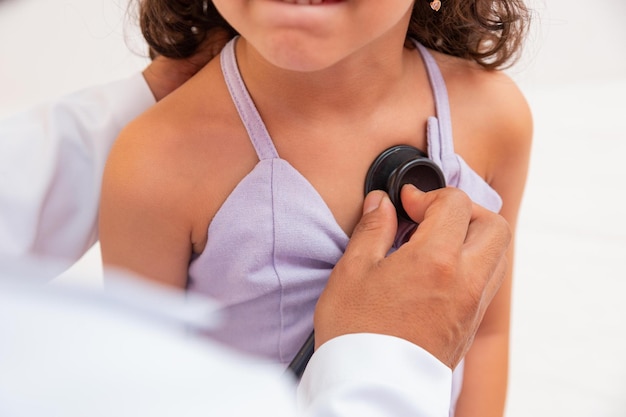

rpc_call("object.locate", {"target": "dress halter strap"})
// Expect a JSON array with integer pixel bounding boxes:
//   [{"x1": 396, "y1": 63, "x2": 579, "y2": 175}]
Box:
[
  {"x1": 220, "y1": 38, "x2": 279, "y2": 161},
  {"x1": 412, "y1": 41, "x2": 456, "y2": 166},
  {"x1": 219, "y1": 37, "x2": 455, "y2": 165}
]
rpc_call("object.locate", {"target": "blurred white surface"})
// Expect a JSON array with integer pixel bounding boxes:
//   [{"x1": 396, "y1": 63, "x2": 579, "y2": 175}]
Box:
[
  {"x1": 508, "y1": 80, "x2": 626, "y2": 417},
  {"x1": 1, "y1": 0, "x2": 625, "y2": 415},
  {"x1": 0, "y1": 279, "x2": 294, "y2": 417}
]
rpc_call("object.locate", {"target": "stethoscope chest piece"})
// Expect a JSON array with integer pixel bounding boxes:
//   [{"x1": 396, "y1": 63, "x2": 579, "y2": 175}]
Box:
[
  {"x1": 288, "y1": 145, "x2": 446, "y2": 381},
  {"x1": 365, "y1": 145, "x2": 446, "y2": 222}
]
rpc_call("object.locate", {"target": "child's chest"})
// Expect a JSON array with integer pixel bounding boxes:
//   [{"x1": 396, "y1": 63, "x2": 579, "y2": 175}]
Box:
[{"x1": 184, "y1": 115, "x2": 431, "y2": 255}]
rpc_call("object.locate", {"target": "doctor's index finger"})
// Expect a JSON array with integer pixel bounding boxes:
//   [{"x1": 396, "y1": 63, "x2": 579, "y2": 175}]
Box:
[
  {"x1": 400, "y1": 186, "x2": 474, "y2": 254},
  {"x1": 463, "y1": 203, "x2": 512, "y2": 268}
]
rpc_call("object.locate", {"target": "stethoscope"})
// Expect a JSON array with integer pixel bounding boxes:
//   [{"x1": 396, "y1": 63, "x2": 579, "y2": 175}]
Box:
[{"x1": 287, "y1": 145, "x2": 446, "y2": 379}]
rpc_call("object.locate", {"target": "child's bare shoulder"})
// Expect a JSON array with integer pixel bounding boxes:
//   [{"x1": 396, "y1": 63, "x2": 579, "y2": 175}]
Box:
[
  {"x1": 434, "y1": 51, "x2": 531, "y2": 137},
  {"x1": 106, "y1": 61, "x2": 243, "y2": 202},
  {"x1": 105, "y1": 57, "x2": 260, "y2": 226},
  {"x1": 432, "y1": 50, "x2": 529, "y2": 120},
  {"x1": 428, "y1": 49, "x2": 533, "y2": 181}
]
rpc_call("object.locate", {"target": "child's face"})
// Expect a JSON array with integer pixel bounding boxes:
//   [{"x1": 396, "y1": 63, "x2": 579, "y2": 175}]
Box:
[{"x1": 212, "y1": 0, "x2": 415, "y2": 72}]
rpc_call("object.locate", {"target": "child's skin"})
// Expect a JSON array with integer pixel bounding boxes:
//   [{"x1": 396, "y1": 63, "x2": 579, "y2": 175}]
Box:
[{"x1": 100, "y1": 2, "x2": 532, "y2": 416}]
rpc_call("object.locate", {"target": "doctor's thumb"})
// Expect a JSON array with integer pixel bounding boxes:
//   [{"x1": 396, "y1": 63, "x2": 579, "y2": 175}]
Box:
[{"x1": 346, "y1": 191, "x2": 398, "y2": 261}]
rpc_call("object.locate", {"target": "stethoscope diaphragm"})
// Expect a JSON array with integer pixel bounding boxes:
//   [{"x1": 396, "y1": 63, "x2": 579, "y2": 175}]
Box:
[{"x1": 364, "y1": 145, "x2": 446, "y2": 222}]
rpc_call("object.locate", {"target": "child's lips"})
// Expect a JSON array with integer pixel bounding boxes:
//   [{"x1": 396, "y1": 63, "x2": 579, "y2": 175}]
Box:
[
  {"x1": 280, "y1": 0, "x2": 344, "y2": 4},
  {"x1": 282, "y1": 0, "x2": 323, "y2": 3}
]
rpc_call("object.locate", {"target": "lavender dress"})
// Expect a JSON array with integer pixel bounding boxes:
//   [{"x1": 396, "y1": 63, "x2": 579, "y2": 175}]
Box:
[{"x1": 188, "y1": 38, "x2": 502, "y2": 412}]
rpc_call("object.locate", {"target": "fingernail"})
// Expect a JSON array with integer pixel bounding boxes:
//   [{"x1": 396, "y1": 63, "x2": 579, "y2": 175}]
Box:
[
  {"x1": 363, "y1": 191, "x2": 385, "y2": 214},
  {"x1": 402, "y1": 183, "x2": 420, "y2": 193}
]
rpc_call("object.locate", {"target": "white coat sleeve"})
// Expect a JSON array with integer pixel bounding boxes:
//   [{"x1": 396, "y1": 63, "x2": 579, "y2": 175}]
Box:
[
  {"x1": 298, "y1": 334, "x2": 453, "y2": 417},
  {"x1": 0, "y1": 73, "x2": 155, "y2": 276},
  {"x1": 0, "y1": 276, "x2": 452, "y2": 417}
]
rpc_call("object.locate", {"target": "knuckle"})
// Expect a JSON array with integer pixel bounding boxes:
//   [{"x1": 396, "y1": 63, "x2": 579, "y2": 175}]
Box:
[
  {"x1": 489, "y1": 213, "x2": 513, "y2": 247},
  {"x1": 499, "y1": 216, "x2": 513, "y2": 244},
  {"x1": 440, "y1": 187, "x2": 472, "y2": 207},
  {"x1": 434, "y1": 188, "x2": 473, "y2": 218},
  {"x1": 425, "y1": 251, "x2": 459, "y2": 279}
]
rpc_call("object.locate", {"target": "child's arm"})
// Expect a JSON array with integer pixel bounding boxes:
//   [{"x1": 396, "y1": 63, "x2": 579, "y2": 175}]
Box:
[
  {"x1": 98, "y1": 111, "x2": 195, "y2": 289},
  {"x1": 453, "y1": 74, "x2": 533, "y2": 417}
]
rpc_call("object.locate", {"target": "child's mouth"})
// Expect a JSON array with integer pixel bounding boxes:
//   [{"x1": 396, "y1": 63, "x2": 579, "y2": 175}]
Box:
[{"x1": 280, "y1": 0, "x2": 344, "y2": 4}]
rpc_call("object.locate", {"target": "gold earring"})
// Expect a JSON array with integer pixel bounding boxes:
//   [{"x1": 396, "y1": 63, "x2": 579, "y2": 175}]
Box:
[{"x1": 430, "y1": 0, "x2": 441, "y2": 11}]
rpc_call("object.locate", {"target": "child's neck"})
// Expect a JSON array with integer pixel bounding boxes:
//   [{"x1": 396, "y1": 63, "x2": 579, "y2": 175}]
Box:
[{"x1": 235, "y1": 35, "x2": 417, "y2": 120}]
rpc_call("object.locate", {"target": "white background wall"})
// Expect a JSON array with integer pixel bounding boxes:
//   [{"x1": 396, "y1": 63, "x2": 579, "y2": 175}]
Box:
[
  {"x1": 512, "y1": 0, "x2": 626, "y2": 86},
  {"x1": 1, "y1": 0, "x2": 625, "y2": 416},
  {"x1": 0, "y1": 0, "x2": 147, "y2": 116}
]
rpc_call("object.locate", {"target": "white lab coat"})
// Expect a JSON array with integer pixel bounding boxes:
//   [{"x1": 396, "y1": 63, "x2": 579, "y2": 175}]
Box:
[
  {"x1": 0, "y1": 73, "x2": 154, "y2": 277},
  {"x1": 0, "y1": 74, "x2": 453, "y2": 416}
]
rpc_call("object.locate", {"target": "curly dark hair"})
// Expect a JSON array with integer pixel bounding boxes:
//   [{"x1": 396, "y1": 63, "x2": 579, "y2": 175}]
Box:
[{"x1": 139, "y1": 0, "x2": 531, "y2": 70}]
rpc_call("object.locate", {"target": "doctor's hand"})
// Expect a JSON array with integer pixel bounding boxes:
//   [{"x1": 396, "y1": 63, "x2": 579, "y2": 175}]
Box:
[
  {"x1": 314, "y1": 186, "x2": 511, "y2": 369},
  {"x1": 142, "y1": 29, "x2": 232, "y2": 101}
]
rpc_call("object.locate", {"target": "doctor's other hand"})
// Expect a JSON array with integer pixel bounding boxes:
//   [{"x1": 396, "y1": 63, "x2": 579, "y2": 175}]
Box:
[
  {"x1": 142, "y1": 29, "x2": 232, "y2": 101},
  {"x1": 314, "y1": 186, "x2": 511, "y2": 369}
]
